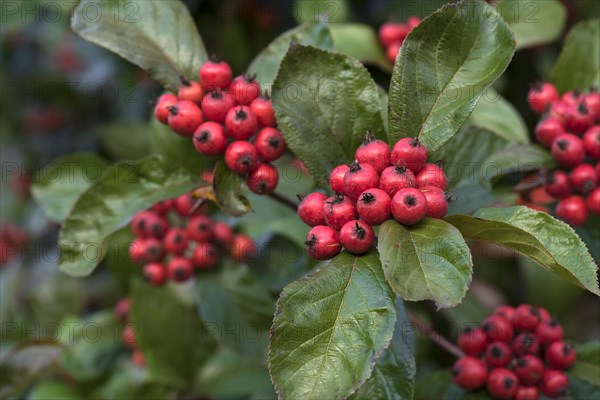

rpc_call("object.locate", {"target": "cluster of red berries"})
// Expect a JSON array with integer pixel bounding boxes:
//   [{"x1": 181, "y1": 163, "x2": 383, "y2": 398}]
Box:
[
  {"x1": 528, "y1": 83, "x2": 600, "y2": 225},
  {"x1": 453, "y1": 304, "x2": 575, "y2": 399},
  {"x1": 298, "y1": 134, "x2": 449, "y2": 260},
  {"x1": 154, "y1": 60, "x2": 286, "y2": 195},
  {"x1": 127, "y1": 192, "x2": 257, "y2": 285},
  {"x1": 114, "y1": 298, "x2": 145, "y2": 368},
  {"x1": 378, "y1": 17, "x2": 421, "y2": 64}
]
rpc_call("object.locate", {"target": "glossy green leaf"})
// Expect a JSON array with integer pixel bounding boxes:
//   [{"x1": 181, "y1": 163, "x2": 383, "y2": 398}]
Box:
[
  {"x1": 480, "y1": 144, "x2": 555, "y2": 186},
  {"x1": 446, "y1": 206, "x2": 600, "y2": 295},
  {"x1": 550, "y1": 19, "x2": 600, "y2": 93},
  {"x1": 59, "y1": 155, "x2": 203, "y2": 277},
  {"x1": 213, "y1": 160, "x2": 253, "y2": 217},
  {"x1": 273, "y1": 44, "x2": 385, "y2": 186},
  {"x1": 31, "y1": 154, "x2": 107, "y2": 222},
  {"x1": 294, "y1": 0, "x2": 349, "y2": 24},
  {"x1": 389, "y1": 0, "x2": 516, "y2": 153},
  {"x1": 575, "y1": 216, "x2": 600, "y2": 261},
  {"x1": 269, "y1": 251, "x2": 397, "y2": 400},
  {"x1": 130, "y1": 281, "x2": 216, "y2": 388},
  {"x1": 329, "y1": 23, "x2": 390, "y2": 72},
  {"x1": 378, "y1": 219, "x2": 473, "y2": 308},
  {"x1": 349, "y1": 297, "x2": 415, "y2": 400},
  {"x1": 248, "y1": 22, "x2": 333, "y2": 91},
  {"x1": 570, "y1": 341, "x2": 600, "y2": 387},
  {"x1": 72, "y1": 0, "x2": 207, "y2": 90},
  {"x1": 498, "y1": 0, "x2": 566, "y2": 49}
]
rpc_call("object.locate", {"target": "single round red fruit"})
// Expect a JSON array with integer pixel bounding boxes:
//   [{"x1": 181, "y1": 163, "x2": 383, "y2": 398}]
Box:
[
  {"x1": 192, "y1": 242, "x2": 220, "y2": 269},
  {"x1": 493, "y1": 305, "x2": 515, "y2": 320},
  {"x1": 201, "y1": 91, "x2": 235, "y2": 123},
  {"x1": 142, "y1": 238, "x2": 164, "y2": 263},
  {"x1": 178, "y1": 79, "x2": 203, "y2": 104},
  {"x1": 528, "y1": 82, "x2": 559, "y2": 114},
  {"x1": 250, "y1": 96, "x2": 276, "y2": 127},
  {"x1": 379, "y1": 165, "x2": 416, "y2": 197},
  {"x1": 570, "y1": 163, "x2": 597, "y2": 194},
  {"x1": 514, "y1": 355, "x2": 544, "y2": 385},
  {"x1": 229, "y1": 75, "x2": 260, "y2": 105},
  {"x1": 329, "y1": 164, "x2": 350, "y2": 194},
  {"x1": 451, "y1": 357, "x2": 488, "y2": 391},
  {"x1": 556, "y1": 195, "x2": 588, "y2": 226},
  {"x1": 565, "y1": 102, "x2": 594, "y2": 134},
  {"x1": 298, "y1": 192, "x2": 328, "y2": 227},
  {"x1": 482, "y1": 315, "x2": 514, "y2": 342},
  {"x1": 386, "y1": 41, "x2": 402, "y2": 64},
  {"x1": 339, "y1": 220, "x2": 375, "y2": 255},
  {"x1": 583, "y1": 126, "x2": 600, "y2": 159},
  {"x1": 415, "y1": 162, "x2": 447, "y2": 189},
  {"x1": 247, "y1": 163, "x2": 278, "y2": 194},
  {"x1": 305, "y1": 225, "x2": 341, "y2": 260},
  {"x1": 378, "y1": 22, "x2": 410, "y2": 47},
  {"x1": 174, "y1": 193, "x2": 198, "y2": 217},
  {"x1": 225, "y1": 106, "x2": 258, "y2": 140},
  {"x1": 535, "y1": 117, "x2": 565, "y2": 147},
  {"x1": 167, "y1": 257, "x2": 194, "y2": 282},
  {"x1": 355, "y1": 134, "x2": 391, "y2": 174},
  {"x1": 486, "y1": 368, "x2": 518, "y2": 399},
  {"x1": 322, "y1": 194, "x2": 358, "y2": 231},
  {"x1": 545, "y1": 171, "x2": 572, "y2": 199},
  {"x1": 114, "y1": 298, "x2": 131, "y2": 321},
  {"x1": 199, "y1": 60, "x2": 232, "y2": 91},
  {"x1": 540, "y1": 369, "x2": 569, "y2": 398},
  {"x1": 143, "y1": 262, "x2": 168, "y2": 286},
  {"x1": 485, "y1": 341, "x2": 512, "y2": 367},
  {"x1": 154, "y1": 93, "x2": 178, "y2": 124},
  {"x1": 512, "y1": 332, "x2": 540, "y2": 356},
  {"x1": 457, "y1": 327, "x2": 488, "y2": 357},
  {"x1": 546, "y1": 341, "x2": 576, "y2": 370},
  {"x1": 122, "y1": 324, "x2": 136, "y2": 348},
  {"x1": 391, "y1": 188, "x2": 428, "y2": 225},
  {"x1": 391, "y1": 138, "x2": 428, "y2": 173},
  {"x1": 212, "y1": 222, "x2": 234, "y2": 249},
  {"x1": 356, "y1": 188, "x2": 392, "y2": 226},
  {"x1": 515, "y1": 386, "x2": 539, "y2": 400},
  {"x1": 512, "y1": 304, "x2": 541, "y2": 331},
  {"x1": 151, "y1": 199, "x2": 174, "y2": 215},
  {"x1": 230, "y1": 234, "x2": 258, "y2": 262},
  {"x1": 255, "y1": 127, "x2": 286, "y2": 162},
  {"x1": 587, "y1": 187, "x2": 600, "y2": 216},
  {"x1": 535, "y1": 320, "x2": 564, "y2": 346},
  {"x1": 163, "y1": 227, "x2": 189, "y2": 255},
  {"x1": 167, "y1": 100, "x2": 204, "y2": 137},
  {"x1": 193, "y1": 121, "x2": 228, "y2": 155},
  {"x1": 551, "y1": 133, "x2": 585, "y2": 168},
  {"x1": 343, "y1": 161, "x2": 380, "y2": 200},
  {"x1": 225, "y1": 141, "x2": 259, "y2": 175},
  {"x1": 187, "y1": 215, "x2": 214, "y2": 243},
  {"x1": 420, "y1": 186, "x2": 448, "y2": 219}
]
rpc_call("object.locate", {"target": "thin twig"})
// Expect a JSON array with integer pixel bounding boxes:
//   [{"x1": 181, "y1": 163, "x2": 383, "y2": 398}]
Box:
[
  {"x1": 268, "y1": 191, "x2": 298, "y2": 211},
  {"x1": 408, "y1": 311, "x2": 464, "y2": 358}
]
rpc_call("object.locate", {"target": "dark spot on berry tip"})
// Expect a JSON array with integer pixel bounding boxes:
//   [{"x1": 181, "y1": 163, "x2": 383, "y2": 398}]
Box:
[
  {"x1": 503, "y1": 378, "x2": 515, "y2": 389},
  {"x1": 235, "y1": 108, "x2": 247, "y2": 120},
  {"x1": 268, "y1": 137, "x2": 280, "y2": 148},
  {"x1": 491, "y1": 345, "x2": 503, "y2": 358},
  {"x1": 517, "y1": 358, "x2": 527, "y2": 367},
  {"x1": 404, "y1": 195, "x2": 417, "y2": 207},
  {"x1": 361, "y1": 192, "x2": 375, "y2": 204},
  {"x1": 174, "y1": 268, "x2": 187, "y2": 280},
  {"x1": 556, "y1": 140, "x2": 568, "y2": 151}
]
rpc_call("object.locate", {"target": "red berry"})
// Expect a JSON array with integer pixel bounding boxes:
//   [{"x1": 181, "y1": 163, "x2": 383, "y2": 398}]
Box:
[
  {"x1": 163, "y1": 228, "x2": 189, "y2": 255},
  {"x1": 386, "y1": 42, "x2": 402, "y2": 64},
  {"x1": 550, "y1": 101, "x2": 568, "y2": 122},
  {"x1": 355, "y1": 134, "x2": 391, "y2": 174},
  {"x1": 458, "y1": 327, "x2": 488, "y2": 357},
  {"x1": 512, "y1": 332, "x2": 540, "y2": 356},
  {"x1": 187, "y1": 215, "x2": 214, "y2": 243},
  {"x1": 545, "y1": 171, "x2": 572, "y2": 199},
  {"x1": 167, "y1": 257, "x2": 194, "y2": 282},
  {"x1": 131, "y1": 211, "x2": 154, "y2": 238},
  {"x1": 212, "y1": 222, "x2": 234, "y2": 249},
  {"x1": 225, "y1": 141, "x2": 259, "y2": 175},
  {"x1": 565, "y1": 102, "x2": 594, "y2": 134},
  {"x1": 167, "y1": 100, "x2": 204, "y2": 137},
  {"x1": 556, "y1": 195, "x2": 588, "y2": 225},
  {"x1": 482, "y1": 315, "x2": 514, "y2": 342},
  {"x1": 528, "y1": 82, "x2": 559, "y2": 114},
  {"x1": 570, "y1": 163, "x2": 597, "y2": 194},
  {"x1": 128, "y1": 238, "x2": 146, "y2": 263},
  {"x1": 536, "y1": 307, "x2": 552, "y2": 322},
  {"x1": 229, "y1": 75, "x2": 260, "y2": 105},
  {"x1": 192, "y1": 242, "x2": 220, "y2": 269},
  {"x1": 356, "y1": 188, "x2": 392, "y2": 226},
  {"x1": 132, "y1": 348, "x2": 145, "y2": 368},
  {"x1": 343, "y1": 161, "x2": 379, "y2": 200},
  {"x1": 322, "y1": 194, "x2": 358, "y2": 231},
  {"x1": 298, "y1": 192, "x2": 328, "y2": 227},
  {"x1": 178, "y1": 79, "x2": 203, "y2": 104},
  {"x1": 514, "y1": 355, "x2": 544, "y2": 385},
  {"x1": 339, "y1": 220, "x2": 375, "y2": 255},
  {"x1": 201, "y1": 91, "x2": 235, "y2": 123},
  {"x1": 147, "y1": 215, "x2": 168, "y2": 239},
  {"x1": 142, "y1": 238, "x2": 165, "y2": 262},
  {"x1": 494, "y1": 305, "x2": 516, "y2": 320},
  {"x1": 535, "y1": 320, "x2": 564, "y2": 346},
  {"x1": 587, "y1": 187, "x2": 600, "y2": 216},
  {"x1": 584, "y1": 92, "x2": 600, "y2": 119},
  {"x1": 199, "y1": 61, "x2": 232, "y2": 91},
  {"x1": 379, "y1": 165, "x2": 416, "y2": 197},
  {"x1": 193, "y1": 121, "x2": 228, "y2": 155},
  {"x1": 420, "y1": 186, "x2": 448, "y2": 219},
  {"x1": 305, "y1": 225, "x2": 341, "y2": 260},
  {"x1": 174, "y1": 193, "x2": 198, "y2": 217},
  {"x1": 415, "y1": 162, "x2": 447, "y2": 189},
  {"x1": 535, "y1": 117, "x2": 565, "y2": 147},
  {"x1": 512, "y1": 304, "x2": 541, "y2": 332},
  {"x1": 486, "y1": 368, "x2": 518, "y2": 399},
  {"x1": 546, "y1": 341, "x2": 576, "y2": 370},
  {"x1": 122, "y1": 324, "x2": 136, "y2": 348},
  {"x1": 583, "y1": 126, "x2": 600, "y2": 159},
  {"x1": 378, "y1": 22, "x2": 410, "y2": 48},
  {"x1": 151, "y1": 199, "x2": 174, "y2": 215},
  {"x1": 451, "y1": 357, "x2": 488, "y2": 391},
  {"x1": 247, "y1": 163, "x2": 278, "y2": 194},
  {"x1": 562, "y1": 90, "x2": 581, "y2": 106},
  {"x1": 230, "y1": 234, "x2": 258, "y2": 263},
  {"x1": 154, "y1": 93, "x2": 178, "y2": 124},
  {"x1": 250, "y1": 96, "x2": 276, "y2": 127},
  {"x1": 407, "y1": 16, "x2": 421, "y2": 28},
  {"x1": 515, "y1": 386, "x2": 539, "y2": 400},
  {"x1": 540, "y1": 369, "x2": 569, "y2": 398},
  {"x1": 143, "y1": 262, "x2": 167, "y2": 286},
  {"x1": 329, "y1": 165, "x2": 350, "y2": 194},
  {"x1": 225, "y1": 106, "x2": 258, "y2": 140},
  {"x1": 551, "y1": 133, "x2": 585, "y2": 168},
  {"x1": 485, "y1": 341, "x2": 513, "y2": 367},
  {"x1": 391, "y1": 188, "x2": 428, "y2": 225},
  {"x1": 255, "y1": 127, "x2": 286, "y2": 162},
  {"x1": 114, "y1": 298, "x2": 131, "y2": 321},
  {"x1": 391, "y1": 138, "x2": 428, "y2": 173}
]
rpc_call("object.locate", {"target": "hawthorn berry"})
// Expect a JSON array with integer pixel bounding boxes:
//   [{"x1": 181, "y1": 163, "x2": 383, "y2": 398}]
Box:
[
  {"x1": 485, "y1": 341, "x2": 513, "y2": 367},
  {"x1": 177, "y1": 78, "x2": 203, "y2": 104},
  {"x1": 551, "y1": 133, "x2": 585, "y2": 168},
  {"x1": 174, "y1": 193, "x2": 197, "y2": 217},
  {"x1": 583, "y1": 126, "x2": 600, "y2": 159},
  {"x1": 584, "y1": 91, "x2": 600, "y2": 118},
  {"x1": 482, "y1": 315, "x2": 514, "y2": 342},
  {"x1": 556, "y1": 195, "x2": 588, "y2": 226},
  {"x1": 298, "y1": 192, "x2": 328, "y2": 227},
  {"x1": 562, "y1": 90, "x2": 581, "y2": 106},
  {"x1": 212, "y1": 222, "x2": 234, "y2": 249},
  {"x1": 546, "y1": 341, "x2": 576, "y2": 370},
  {"x1": 231, "y1": 234, "x2": 258, "y2": 262},
  {"x1": 154, "y1": 93, "x2": 178, "y2": 124},
  {"x1": 199, "y1": 60, "x2": 232, "y2": 91},
  {"x1": 141, "y1": 238, "x2": 165, "y2": 263},
  {"x1": 201, "y1": 91, "x2": 235, "y2": 123},
  {"x1": 247, "y1": 163, "x2": 278, "y2": 194},
  {"x1": 540, "y1": 369, "x2": 569, "y2": 398},
  {"x1": 163, "y1": 227, "x2": 189, "y2": 255},
  {"x1": 167, "y1": 257, "x2": 194, "y2": 282},
  {"x1": 122, "y1": 324, "x2": 136, "y2": 348},
  {"x1": 355, "y1": 133, "x2": 391, "y2": 174},
  {"x1": 514, "y1": 386, "x2": 539, "y2": 400},
  {"x1": 415, "y1": 162, "x2": 447, "y2": 189},
  {"x1": 379, "y1": 165, "x2": 416, "y2": 197},
  {"x1": 230, "y1": 74, "x2": 260, "y2": 105},
  {"x1": 132, "y1": 349, "x2": 146, "y2": 368},
  {"x1": 225, "y1": 106, "x2": 258, "y2": 140},
  {"x1": 128, "y1": 238, "x2": 146, "y2": 263},
  {"x1": 225, "y1": 141, "x2": 259, "y2": 175},
  {"x1": 255, "y1": 127, "x2": 286, "y2": 162},
  {"x1": 587, "y1": 187, "x2": 600, "y2": 216},
  {"x1": 550, "y1": 101, "x2": 568, "y2": 122},
  {"x1": 391, "y1": 188, "x2": 428, "y2": 225},
  {"x1": 386, "y1": 42, "x2": 402, "y2": 64},
  {"x1": 565, "y1": 102, "x2": 594, "y2": 134},
  {"x1": 187, "y1": 215, "x2": 214, "y2": 242},
  {"x1": 451, "y1": 357, "x2": 488, "y2": 391},
  {"x1": 419, "y1": 186, "x2": 448, "y2": 219},
  {"x1": 378, "y1": 22, "x2": 410, "y2": 47},
  {"x1": 536, "y1": 307, "x2": 552, "y2": 322},
  {"x1": 322, "y1": 193, "x2": 358, "y2": 231},
  {"x1": 391, "y1": 137, "x2": 428, "y2": 173},
  {"x1": 143, "y1": 262, "x2": 168, "y2": 286},
  {"x1": 457, "y1": 327, "x2": 488, "y2": 357},
  {"x1": 514, "y1": 355, "x2": 544, "y2": 385},
  {"x1": 528, "y1": 82, "x2": 559, "y2": 114},
  {"x1": 512, "y1": 332, "x2": 540, "y2": 356},
  {"x1": 512, "y1": 304, "x2": 541, "y2": 332},
  {"x1": 167, "y1": 100, "x2": 204, "y2": 137},
  {"x1": 494, "y1": 305, "x2": 516, "y2": 320},
  {"x1": 131, "y1": 211, "x2": 154, "y2": 237},
  {"x1": 544, "y1": 171, "x2": 572, "y2": 199},
  {"x1": 305, "y1": 225, "x2": 341, "y2": 260},
  {"x1": 192, "y1": 242, "x2": 220, "y2": 269},
  {"x1": 343, "y1": 161, "x2": 380, "y2": 200},
  {"x1": 151, "y1": 199, "x2": 174, "y2": 215},
  {"x1": 570, "y1": 163, "x2": 597, "y2": 193},
  {"x1": 250, "y1": 96, "x2": 276, "y2": 127},
  {"x1": 356, "y1": 188, "x2": 392, "y2": 226},
  {"x1": 193, "y1": 121, "x2": 228, "y2": 155},
  {"x1": 535, "y1": 320, "x2": 564, "y2": 346},
  {"x1": 329, "y1": 164, "x2": 350, "y2": 194},
  {"x1": 114, "y1": 298, "x2": 131, "y2": 321},
  {"x1": 339, "y1": 220, "x2": 375, "y2": 255},
  {"x1": 535, "y1": 117, "x2": 564, "y2": 147},
  {"x1": 486, "y1": 368, "x2": 518, "y2": 399}
]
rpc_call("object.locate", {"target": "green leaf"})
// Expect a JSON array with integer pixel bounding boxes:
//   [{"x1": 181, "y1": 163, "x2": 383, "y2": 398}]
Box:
[
  {"x1": 498, "y1": 0, "x2": 566, "y2": 49},
  {"x1": 100, "y1": 122, "x2": 151, "y2": 160},
  {"x1": 575, "y1": 216, "x2": 600, "y2": 261},
  {"x1": 466, "y1": 88, "x2": 528, "y2": 144},
  {"x1": 130, "y1": 280, "x2": 216, "y2": 388},
  {"x1": 31, "y1": 154, "x2": 107, "y2": 222},
  {"x1": 196, "y1": 262, "x2": 274, "y2": 359},
  {"x1": 570, "y1": 341, "x2": 600, "y2": 387},
  {"x1": 550, "y1": 19, "x2": 600, "y2": 93},
  {"x1": 294, "y1": 0, "x2": 349, "y2": 24},
  {"x1": 349, "y1": 297, "x2": 415, "y2": 400},
  {"x1": 213, "y1": 160, "x2": 252, "y2": 217},
  {"x1": 389, "y1": 0, "x2": 516, "y2": 153},
  {"x1": 480, "y1": 144, "x2": 555, "y2": 186},
  {"x1": 329, "y1": 23, "x2": 390, "y2": 72},
  {"x1": 273, "y1": 44, "x2": 385, "y2": 186},
  {"x1": 378, "y1": 219, "x2": 473, "y2": 308},
  {"x1": 71, "y1": 0, "x2": 207, "y2": 90},
  {"x1": 269, "y1": 251, "x2": 397, "y2": 400},
  {"x1": 248, "y1": 22, "x2": 333, "y2": 91},
  {"x1": 446, "y1": 206, "x2": 600, "y2": 295},
  {"x1": 94, "y1": 359, "x2": 172, "y2": 400},
  {"x1": 59, "y1": 155, "x2": 203, "y2": 277},
  {"x1": 28, "y1": 381, "x2": 83, "y2": 400}
]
